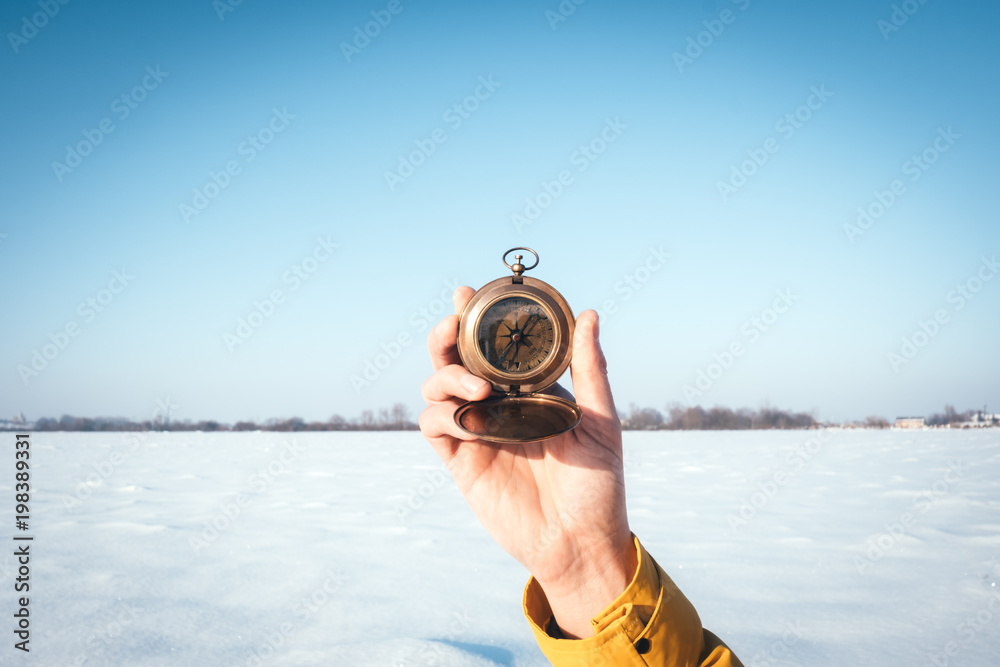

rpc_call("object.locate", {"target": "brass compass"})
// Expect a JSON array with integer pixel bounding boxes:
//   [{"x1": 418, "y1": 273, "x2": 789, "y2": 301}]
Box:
[{"x1": 454, "y1": 248, "x2": 583, "y2": 443}]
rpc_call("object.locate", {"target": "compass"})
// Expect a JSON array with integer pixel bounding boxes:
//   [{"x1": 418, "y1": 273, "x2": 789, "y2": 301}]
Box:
[{"x1": 454, "y1": 248, "x2": 583, "y2": 443}]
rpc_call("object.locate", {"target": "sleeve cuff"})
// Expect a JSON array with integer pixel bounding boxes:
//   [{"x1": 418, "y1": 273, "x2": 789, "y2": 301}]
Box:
[{"x1": 522, "y1": 535, "x2": 705, "y2": 666}]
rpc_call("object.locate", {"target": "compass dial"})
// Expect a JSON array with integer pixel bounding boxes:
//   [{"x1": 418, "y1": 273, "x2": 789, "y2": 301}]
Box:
[{"x1": 477, "y1": 297, "x2": 555, "y2": 374}]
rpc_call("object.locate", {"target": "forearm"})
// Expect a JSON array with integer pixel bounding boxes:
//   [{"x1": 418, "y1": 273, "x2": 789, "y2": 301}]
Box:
[{"x1": 532, "y1": 531, "x2": 639, "y2": 638}]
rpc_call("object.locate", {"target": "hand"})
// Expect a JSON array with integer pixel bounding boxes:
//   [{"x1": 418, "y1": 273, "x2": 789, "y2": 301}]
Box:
[{"x1": 419, "y1": 287, "x2": 638, "y2": 638}]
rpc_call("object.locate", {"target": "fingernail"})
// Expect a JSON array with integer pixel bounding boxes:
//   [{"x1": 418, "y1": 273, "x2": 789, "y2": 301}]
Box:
[{"x1": 461, "y1": 375, "x2": 489, "y2": 395}]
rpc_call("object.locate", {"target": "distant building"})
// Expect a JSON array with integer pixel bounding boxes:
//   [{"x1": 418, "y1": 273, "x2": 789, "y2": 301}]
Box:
[
  {"x1": 0, "y1": 413, "x2": 32, "y2": 430},
  {"x1": 958, "y1": 411, "x2": 998, "y2": 428},
  {"x1": 895, "y1": 416, "x2": 925, "y2": 429}
]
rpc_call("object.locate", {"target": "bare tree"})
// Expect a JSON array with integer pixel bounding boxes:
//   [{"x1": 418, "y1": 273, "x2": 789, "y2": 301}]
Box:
[
  {"x1": 864, "y1": 416, "x2": 889, "y2": 429},
  {"x1": 390, "y1": 403, "x2": 411, "y2": 429}
]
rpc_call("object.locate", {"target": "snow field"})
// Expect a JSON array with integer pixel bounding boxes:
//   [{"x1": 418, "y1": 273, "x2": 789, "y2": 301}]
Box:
[{"x1": 5, "y1": 429, "x2": 998, "y2": 665}]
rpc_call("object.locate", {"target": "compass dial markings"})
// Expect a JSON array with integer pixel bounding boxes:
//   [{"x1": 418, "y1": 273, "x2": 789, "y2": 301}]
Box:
[{"x1": 478, "y1": 297, "x2": 555, "y2": 374}]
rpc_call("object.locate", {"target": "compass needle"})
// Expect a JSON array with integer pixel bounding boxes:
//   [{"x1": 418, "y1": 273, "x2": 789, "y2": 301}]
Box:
[{"x1": 522, "y1": 313, "x2": 540, "y2": 336}]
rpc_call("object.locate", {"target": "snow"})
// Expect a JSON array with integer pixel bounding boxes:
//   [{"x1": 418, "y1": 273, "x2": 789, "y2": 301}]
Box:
[{"x1": 7, "y1": 429, "x2": 1000, "y2": 665}]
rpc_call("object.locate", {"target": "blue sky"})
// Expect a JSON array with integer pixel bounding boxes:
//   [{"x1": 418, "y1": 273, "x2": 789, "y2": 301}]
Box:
[{"x1": 1, "y1": 0, "x2": 997, "y2": 424}]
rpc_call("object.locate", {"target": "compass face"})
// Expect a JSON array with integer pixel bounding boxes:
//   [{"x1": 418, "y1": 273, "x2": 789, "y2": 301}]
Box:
[{"x1": 477, "y1": 297, "x2": 555, "y2": 375}]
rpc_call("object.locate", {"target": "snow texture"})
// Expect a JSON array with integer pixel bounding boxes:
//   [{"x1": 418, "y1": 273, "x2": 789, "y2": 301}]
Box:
[{"x1": 4, "y1": 429, "x2": 999, "y2": 666}]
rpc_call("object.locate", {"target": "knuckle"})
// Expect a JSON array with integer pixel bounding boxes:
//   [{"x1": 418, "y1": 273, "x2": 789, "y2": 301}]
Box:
[
  {"x1": 417, "y1": 406, "x2": 434, "y2": 433},
  {"x1": 427, "y1": 328, "x2": 444, "y2": 354}
]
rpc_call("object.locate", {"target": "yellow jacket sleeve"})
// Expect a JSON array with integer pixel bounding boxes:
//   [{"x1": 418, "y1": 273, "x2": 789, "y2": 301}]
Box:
[{"x1": 522, "y1": 535, "x2": 744, "y2": 666}]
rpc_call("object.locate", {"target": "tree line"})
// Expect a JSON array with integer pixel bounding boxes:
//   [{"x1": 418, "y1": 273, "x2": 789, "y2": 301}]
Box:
[
  {"x1": 18, "y1": 403, "x2": 991, "y2": 433},
  {"x1": 30, "y1": 403, "x2": 418, "y2": 432},
  {"x1": 620, "y1": 404, "x2": 820, "y2": 430},
  {"x1": 28, "y1": 403, "x2": 821, "y2": 432},
  {"x1": 620, "y1": 403, "x2": 994, "y2": 430}
]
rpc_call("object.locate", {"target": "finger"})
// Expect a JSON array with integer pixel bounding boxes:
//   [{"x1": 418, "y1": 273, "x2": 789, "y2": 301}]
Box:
[
  {"x1": 419, "y1": 410, "x2": 461, "y2": 464},
  {"x1": 427, "y1": 286, "x2": 477, "y2": 371},
  {"x1": 569, "y1": 310, "x2": 617, "y2": 421},
  {"x1": 453, "y1": 285, "x2": 475, "y2": 315},
  {"x1": 419, "y1": 400, "x2": 480, "y2": 447},
  {"x1": 422, "y1": 364, "x2": 493, "y2": 405},
  {"x1": 428, "y1": 315, "x2": 461, "y2": 371}
]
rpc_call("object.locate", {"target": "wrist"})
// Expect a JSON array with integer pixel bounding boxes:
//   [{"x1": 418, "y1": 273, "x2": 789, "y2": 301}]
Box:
[{"x1": 532, "y1": 532, "x2": 638, "y2": 638}]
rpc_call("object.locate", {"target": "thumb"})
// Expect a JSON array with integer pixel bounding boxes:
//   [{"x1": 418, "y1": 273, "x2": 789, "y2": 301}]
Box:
[{"x1": 570, "y1": 310, "x2": 617, "y2": 421}]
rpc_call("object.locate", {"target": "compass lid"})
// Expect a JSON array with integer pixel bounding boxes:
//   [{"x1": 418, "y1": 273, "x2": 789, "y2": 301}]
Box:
[{"x1": 454, "y1": 393, "x2": 583, "y2": 443}]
